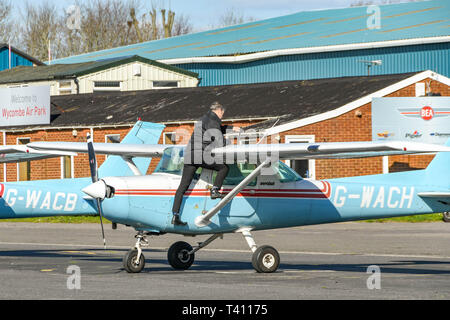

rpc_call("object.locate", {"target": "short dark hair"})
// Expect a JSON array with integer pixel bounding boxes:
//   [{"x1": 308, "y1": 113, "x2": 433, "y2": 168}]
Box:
[{"x1": 210, "y1": 101, "x2": 225, "y2": 112}]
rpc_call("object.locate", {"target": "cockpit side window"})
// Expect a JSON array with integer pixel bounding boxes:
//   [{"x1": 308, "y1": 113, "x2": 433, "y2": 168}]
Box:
[
  {"x1": 276, "y1": 161, "x2": 302, "y2": 182},
  {"x1": 154, "y1": 147, "x2": 185, "y2": 175},
  {"x1": 220, "y1": 163, "x2": 257, "y2": 186},
  {"x1": 154, "y1": 148, "x2": 300, "y2": 184}
]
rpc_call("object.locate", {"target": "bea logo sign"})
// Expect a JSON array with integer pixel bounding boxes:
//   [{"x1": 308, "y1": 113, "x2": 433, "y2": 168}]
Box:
[{"x1": 421, "y1": 106, "x2": 434, "y2": 121}]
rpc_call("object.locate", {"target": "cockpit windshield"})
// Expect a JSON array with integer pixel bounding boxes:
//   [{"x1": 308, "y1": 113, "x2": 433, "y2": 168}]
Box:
[{"x1": 154, "y1": 147, "x2": 301, "y2": 184}]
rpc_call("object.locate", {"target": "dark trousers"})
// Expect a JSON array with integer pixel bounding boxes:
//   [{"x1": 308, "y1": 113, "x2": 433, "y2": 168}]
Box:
[{"x1": 172, "y1": 163, "x2": 229, "y2": 214}]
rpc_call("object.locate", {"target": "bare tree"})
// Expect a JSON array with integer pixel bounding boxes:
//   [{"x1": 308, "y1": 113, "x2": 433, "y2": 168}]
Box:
[
  {"x1": 21, "y1": 1, "x2": 61, "y2": 62},
  {"x1": 16, "y1": 0, "x2": 194, "y2": 60},
  {"x1": 215, "y1": 8, "x2": 255, "y2": 28},
  {"x1": 80, "y1": 0, "x2": 138, "y2": 53},
  {"x1": 0, "y1": 0, "x2": 14, "y2": 43},
  {"x1": 131, "y1": 4, "x2": 193, "y2": 41},
  {"x1": 172, "y1": 13, "x2": 193, "y2": 37}
]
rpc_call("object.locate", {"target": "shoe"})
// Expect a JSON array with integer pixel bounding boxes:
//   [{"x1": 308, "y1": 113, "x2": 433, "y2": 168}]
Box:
[
  {"x1": 210, "y1": 187, "x2": 225, "y2": 200},
  {"x1": 171, "y1": 213, "x2": 187, "y2": 226}
]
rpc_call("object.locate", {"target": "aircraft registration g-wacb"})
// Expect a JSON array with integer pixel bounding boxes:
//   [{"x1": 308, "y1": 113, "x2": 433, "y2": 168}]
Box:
[{"x1": 0, "y1": 121, "x2": 449, "y2": 273}]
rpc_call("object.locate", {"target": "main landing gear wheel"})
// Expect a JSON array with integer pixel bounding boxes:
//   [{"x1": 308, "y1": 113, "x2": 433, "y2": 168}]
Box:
[
  {"x1": 123, "y1": 249, "x2": 145, "y2": 273},
  {"x1": 168, "y1": 241, "x2": 195, "y2": 270},
  {"x1": 443, "y1": 212, "x2": 450, "y2": 223},
  {"x1": 251, "y1": 245, "x2": 280, "y2": 273}
]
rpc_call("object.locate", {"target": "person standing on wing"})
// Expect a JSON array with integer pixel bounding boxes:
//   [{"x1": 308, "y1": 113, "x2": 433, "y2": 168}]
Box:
[{"x1": 171, "y1": 102, "x2": 241, "y2": 226}]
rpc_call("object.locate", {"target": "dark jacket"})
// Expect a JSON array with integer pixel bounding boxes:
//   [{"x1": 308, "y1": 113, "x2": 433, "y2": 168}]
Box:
[{"x1": 184, "y1": 110, "x2": 230, "y2": 165}]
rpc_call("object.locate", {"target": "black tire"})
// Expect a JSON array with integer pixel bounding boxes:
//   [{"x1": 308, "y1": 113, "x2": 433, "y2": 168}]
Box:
[
  {"x1": 168, "y1": 241, "x2": 195, "y2": 270},
  {"x1": 251, "y1": 245, "x2": 280, "y2": 273},
  {"x1": 443, "y1": 212, "x2": 450, "y2": 223},
  {"x1": 123, "y1": 249, "x2": 145, "y2": 273}
]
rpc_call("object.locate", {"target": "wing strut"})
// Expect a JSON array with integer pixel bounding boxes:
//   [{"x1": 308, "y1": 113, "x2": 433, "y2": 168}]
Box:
[{"x1": 194, "y1": 158, "x2": 271, "y2": 228}]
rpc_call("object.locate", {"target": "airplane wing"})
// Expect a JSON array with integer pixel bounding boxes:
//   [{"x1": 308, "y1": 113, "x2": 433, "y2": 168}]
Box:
[
  {"x1": 2, "y1": 140, "x2": 449, "y2": 164},
  {"x1": 211, "y1": 141, "x2": 450, "y2": 161},
  {"x1": 0, "y1": 145, "x2": 77, "y2": 163},
  {"x1": 22, "y1": 140, "x2": 450, "y2": 162},
  {"x1": 28, "y1": 142, "x2": 167, "y2": 158}
]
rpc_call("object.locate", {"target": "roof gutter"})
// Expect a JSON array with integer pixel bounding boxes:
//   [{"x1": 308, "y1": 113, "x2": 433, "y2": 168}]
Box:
[{"x1": 158, "y1": 36, "x2": 450, "y2": 65}]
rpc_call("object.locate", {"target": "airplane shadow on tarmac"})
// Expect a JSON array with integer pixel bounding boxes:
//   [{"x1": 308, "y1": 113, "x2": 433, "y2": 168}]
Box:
[{"x1": 0, "y1": 248, "x2": 450, "y2": 275}]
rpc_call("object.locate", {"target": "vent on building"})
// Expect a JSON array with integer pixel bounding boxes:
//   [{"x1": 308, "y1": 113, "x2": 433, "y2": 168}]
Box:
[
  {"x1": 153, "y1": 81, "x2": 179, "y2": 89},
  {"x1": 94, "y1": 81, "x2": 122, "y2": 91}
]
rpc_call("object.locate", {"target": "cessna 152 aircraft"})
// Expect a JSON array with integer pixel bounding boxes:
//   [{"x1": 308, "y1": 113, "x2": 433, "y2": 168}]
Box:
[{"x1": 0, "y1": 121, "x2": 449, "y2": 273}]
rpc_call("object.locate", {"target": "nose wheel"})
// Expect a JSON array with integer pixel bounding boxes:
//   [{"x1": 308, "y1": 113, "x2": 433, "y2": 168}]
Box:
[
  {"x1": 123, "y1": 249, "x2": 145, "y2": 273},
  {"x1": 123, "y1": 231, "x2": 149, "y2": 273}
]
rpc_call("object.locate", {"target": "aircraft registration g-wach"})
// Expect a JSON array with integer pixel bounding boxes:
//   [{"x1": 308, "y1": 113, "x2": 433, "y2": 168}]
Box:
[{"x1": 0, "y1": 121, "x2": 449, "y2": 273}]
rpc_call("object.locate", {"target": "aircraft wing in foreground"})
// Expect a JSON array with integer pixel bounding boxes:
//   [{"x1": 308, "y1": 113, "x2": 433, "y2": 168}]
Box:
[{"x1": 6, "y1": 140, "x2": 450, "y2": 165}]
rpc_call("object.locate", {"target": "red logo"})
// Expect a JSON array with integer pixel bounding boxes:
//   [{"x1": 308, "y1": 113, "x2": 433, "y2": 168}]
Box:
[{"x1": 421, "y1": 106, "x2": 434, "y2": 121}]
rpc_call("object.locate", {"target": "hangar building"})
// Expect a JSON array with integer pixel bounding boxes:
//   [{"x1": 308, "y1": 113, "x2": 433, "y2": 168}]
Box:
[
  {"x1": 51, "y1": 0, "x2": 450, "y2": 86},
  {"x1": 0, "y1": 44, "x2": 42, "y2": 71}
]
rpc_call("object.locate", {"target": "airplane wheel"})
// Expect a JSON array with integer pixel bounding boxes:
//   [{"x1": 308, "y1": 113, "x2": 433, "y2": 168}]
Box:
[
  {"x1": 123, "y1": 249, "x2": 145, "y2": 273},
  {"x1": 168, "y1": 241, "x2": 195, "y2": 270},
  {"x1": 443, "y1": 212, "x2": 450, "y2": 223},
  {"x1": 252, "y1": 245, "x2": 280, "y2": 273}
]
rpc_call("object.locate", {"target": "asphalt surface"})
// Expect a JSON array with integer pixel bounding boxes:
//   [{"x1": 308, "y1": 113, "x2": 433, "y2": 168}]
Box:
[{"x1": 0, "y1": 221, "x2": 449, "y2": 300}]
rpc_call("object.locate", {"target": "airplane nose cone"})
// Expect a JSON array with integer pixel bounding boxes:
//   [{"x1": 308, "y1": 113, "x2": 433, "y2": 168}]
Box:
[{"x1": 82, "y1": 180, "x2": 107, "y2": 199}]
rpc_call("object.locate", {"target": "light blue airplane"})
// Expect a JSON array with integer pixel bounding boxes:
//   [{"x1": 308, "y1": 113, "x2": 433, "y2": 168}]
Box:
[{"x1": 0, "y1": 121, "x2": 449, "y2": 273}]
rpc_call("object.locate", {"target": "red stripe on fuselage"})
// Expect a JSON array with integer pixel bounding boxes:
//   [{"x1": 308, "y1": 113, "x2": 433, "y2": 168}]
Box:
[{"x1": 114, "y1": 181, "x2": 332, "y2": 199}]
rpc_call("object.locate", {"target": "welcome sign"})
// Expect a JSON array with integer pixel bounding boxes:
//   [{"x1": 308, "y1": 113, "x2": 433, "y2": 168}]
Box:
[
  {"x1": 0, "y1": 86, "x2": 50, "y2": 127},
  {"x1": 372, "y1": 97, "x2": 450, "y2": 145}
]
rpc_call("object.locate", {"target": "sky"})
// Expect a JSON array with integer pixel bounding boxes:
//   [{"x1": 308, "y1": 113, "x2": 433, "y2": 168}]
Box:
[{"x1": 15, "y1": 0, "x2": 413, "y2": 32}]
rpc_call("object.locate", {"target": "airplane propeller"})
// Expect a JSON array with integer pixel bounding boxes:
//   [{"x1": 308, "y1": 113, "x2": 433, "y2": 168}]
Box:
[{"x1": 86, "y1": 133, "x2": 107, "y2": 249}]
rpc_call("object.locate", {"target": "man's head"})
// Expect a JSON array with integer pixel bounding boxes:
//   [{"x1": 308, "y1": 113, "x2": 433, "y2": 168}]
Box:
[{"x1": 210, "y1": 101, "x2": 225, "y2": 119}]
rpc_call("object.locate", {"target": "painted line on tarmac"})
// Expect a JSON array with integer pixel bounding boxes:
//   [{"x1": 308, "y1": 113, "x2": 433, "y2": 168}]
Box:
[{"x1": 0, "y1": 241, "x2": 449, "y2": 260}]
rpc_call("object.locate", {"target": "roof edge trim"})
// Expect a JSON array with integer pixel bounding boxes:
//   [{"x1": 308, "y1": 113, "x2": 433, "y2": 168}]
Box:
[{"x1": 158, "y1": 36, "x2": 450, "y2": 65}]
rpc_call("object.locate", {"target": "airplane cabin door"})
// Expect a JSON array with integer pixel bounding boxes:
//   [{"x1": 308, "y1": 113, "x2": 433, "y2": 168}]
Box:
[{"x1": 202, "y1": 164, "x2": 259, "y2": 221}]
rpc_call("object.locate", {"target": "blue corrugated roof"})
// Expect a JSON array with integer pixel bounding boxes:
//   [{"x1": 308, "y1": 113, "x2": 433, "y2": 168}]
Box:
[{"x1": 52, "y1": 0, "x2": 449, "y2": 64}]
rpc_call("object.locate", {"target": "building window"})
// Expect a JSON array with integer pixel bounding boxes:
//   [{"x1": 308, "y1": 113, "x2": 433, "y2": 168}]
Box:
[
  {"x1": 17, "y1": 138, "x2": 30, "y2": 181},
  {"x1": 61, "y1": 156, "x2": 73, "y2": 179},
  {"x1": 105, "y1": 134, "x2": 121, "y2": 144},
  {"x1": 285, "y1": 135, "x2": 316, "y2": 180},
  {"x1": 104, "y1": 134, "x2": 121, "y2": 160},
  {"x1": 58, "y1": 80, "x2": 73, "y2": 95},
  {"x1": 153, "y1": 81, "x2": 179, "y2": 89},
  {"x1": 94, "y1": 81, "x2": 122, "y2": 91},
  {"x1": 164, "y1": 132, "x2": 176, "y2": 145}
]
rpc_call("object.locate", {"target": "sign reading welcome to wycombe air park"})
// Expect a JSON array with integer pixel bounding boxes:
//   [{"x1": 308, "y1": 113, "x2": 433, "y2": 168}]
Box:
[
  {"x1": 372, "y1": 97, "x2": 450, "y2": 145},
  {"x1": 0, "y1": 86, "x2": 50, "y2": 127}
]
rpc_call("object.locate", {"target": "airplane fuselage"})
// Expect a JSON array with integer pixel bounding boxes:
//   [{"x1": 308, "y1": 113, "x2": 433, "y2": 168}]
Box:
[{"x1": 0, "y1": 166, "x2": 445, "y2": 235}]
